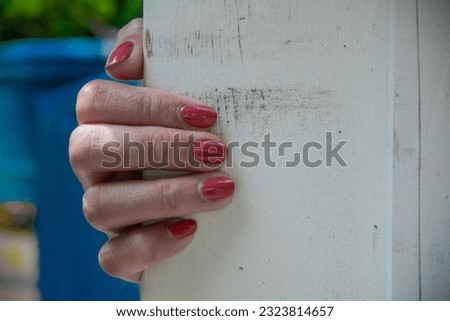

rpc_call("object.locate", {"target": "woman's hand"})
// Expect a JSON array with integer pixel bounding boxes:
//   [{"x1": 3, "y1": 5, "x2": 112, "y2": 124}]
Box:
[{"x1": 69, "y1": 18, "x2": 235, "y2": 283}]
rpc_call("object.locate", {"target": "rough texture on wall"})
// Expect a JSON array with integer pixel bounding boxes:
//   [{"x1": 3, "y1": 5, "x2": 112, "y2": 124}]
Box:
[{"x1": 141, "y1": 0, "x2": 449, "y2": 300}]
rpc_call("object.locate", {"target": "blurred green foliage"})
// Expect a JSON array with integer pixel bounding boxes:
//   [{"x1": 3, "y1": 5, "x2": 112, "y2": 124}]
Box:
[{"x1": 0, "y1": 0, "x2": 142, "y2": 40}]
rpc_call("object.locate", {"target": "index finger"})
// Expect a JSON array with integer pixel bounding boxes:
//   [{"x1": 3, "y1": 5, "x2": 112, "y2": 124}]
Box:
[{"x1": 76, "y1": 80, "x2": 217, "y2": 130}]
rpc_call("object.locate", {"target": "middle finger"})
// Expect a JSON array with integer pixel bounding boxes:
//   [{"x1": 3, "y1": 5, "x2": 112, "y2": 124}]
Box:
[{"x1": 69, "y1": 123, "x2": 228, "y2": 174}]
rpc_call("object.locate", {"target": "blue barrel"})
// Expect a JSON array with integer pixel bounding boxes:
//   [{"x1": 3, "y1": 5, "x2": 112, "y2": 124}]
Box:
[{"x1": 0, "y1": 38, "x2": 139, "y2": 300}]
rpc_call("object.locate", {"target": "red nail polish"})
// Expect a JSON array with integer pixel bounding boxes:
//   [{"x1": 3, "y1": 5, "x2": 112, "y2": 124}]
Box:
[
  {"x1": 201, "y1": 177, "x2": 235, "y2": 201},
  {"x1": 106, "y1": 41, "x2": 134, "y2": 68},
  {"x1": 180, "y1": 104, "x2": 217, "y2": 128},
  {"x1": 167, "y1": 220, "x2": 197, "y2": 239},
  {"x1": 192, "y1": 140, "x2": 227, "y2": 164}
]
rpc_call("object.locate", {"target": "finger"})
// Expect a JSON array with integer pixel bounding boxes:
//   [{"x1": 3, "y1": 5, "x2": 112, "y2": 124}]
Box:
[
  {"x1": 69, "y1": 124, "x2": 227, "y2": 188},
  {"x1": 83, "y1": 173, "x2": 235, "y2": 233},
  {"x1": 105, "y1": 18, "x2": 144, "y2": 80},
  {"x1": 76, "y1": 80, "x2": 217, "y2": 129},
  {"x1": 98, "y1": 219, "x2": 197, "y2": 282}
]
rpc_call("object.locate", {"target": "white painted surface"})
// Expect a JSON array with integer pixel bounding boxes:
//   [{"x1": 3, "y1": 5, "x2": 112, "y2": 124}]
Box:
[
  {"x1": 392, "y1": 0, "x2": 420, "y2": 300},
  {"x1": 141, "y1": 0, "x2": 449, "y2": 300},
  {"x1": 418, "y1": 0, "x2": 450, "y2": 300}
]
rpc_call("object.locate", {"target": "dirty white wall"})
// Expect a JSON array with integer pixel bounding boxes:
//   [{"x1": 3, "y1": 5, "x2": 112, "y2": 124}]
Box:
[{"x1": 141, "y1": 0, "x2": 450, "y2": 300}]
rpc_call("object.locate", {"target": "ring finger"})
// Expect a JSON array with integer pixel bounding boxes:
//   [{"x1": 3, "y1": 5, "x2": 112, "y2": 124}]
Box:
[{"x1": 83, "y1": 173, "x2": 235, "y2": 233}]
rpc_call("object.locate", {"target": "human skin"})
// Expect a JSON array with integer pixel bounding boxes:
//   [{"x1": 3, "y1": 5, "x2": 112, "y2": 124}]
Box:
[{"x1": 69, "y1": 18, "x2": 235, "y2": 283}]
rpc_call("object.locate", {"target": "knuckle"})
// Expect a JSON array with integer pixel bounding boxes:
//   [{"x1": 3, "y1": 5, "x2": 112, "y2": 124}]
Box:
[
  {"x1": 82, "y1": 185, "x2": 106, "y2": 230},
  {"x1": 140, "y1": 89, "x2": 163, "y2": 121},
  {"x1": 98, "y1": 243, "x2": 121, "y2": 278},
  {"x1": 69, "y1": 125, "x2": 95, "y2": 169},
  {"x1": 157, "y1": 180, "x2": 179, "y2": 212},
  {"x1": 69, "y1": 124, "x2": 108, "y2": 170},
  {"x1": 157, "y1": 94, "x2": 178, "y2": 123},
  {"x1": 147, "y1": 128, "x2": 171, "y2": 166},
  {"x1": 76, "y1": 80, "x2": 107, "y2": 124}
]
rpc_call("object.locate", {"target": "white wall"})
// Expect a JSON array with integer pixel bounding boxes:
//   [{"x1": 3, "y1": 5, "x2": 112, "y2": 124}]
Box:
[
  {"x1": 418, "y1": 0, "x2": 450, "y2": 300},
  {"x1": 141, "y1": 0, "x2": 450, "y2": 300}
]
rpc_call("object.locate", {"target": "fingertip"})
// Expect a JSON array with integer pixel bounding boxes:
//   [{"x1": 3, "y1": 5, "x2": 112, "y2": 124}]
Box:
[
  {"x1": 106, "y1": 18, "x2": 144, "y2": 80},
  {"x1": 105, "y1": 39, "x2": 144, "y2": 80},
  {"x1": 179, "y1": 104, "x2": 218, "y2": 129},
  {"x1": 105, "y1": 41, "x2": 134, "y2": 69},
  {"x1": 199, "y1": 176, "x2": 235, "y2": 202},
  {"x1": 167, "y1": 219, "x2": 198, "y2": 239}
]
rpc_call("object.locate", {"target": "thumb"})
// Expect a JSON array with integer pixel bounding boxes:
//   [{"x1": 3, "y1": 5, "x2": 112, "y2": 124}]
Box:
[{"x1": 105, "y1": 18, "x2": 144, "y2": 81}]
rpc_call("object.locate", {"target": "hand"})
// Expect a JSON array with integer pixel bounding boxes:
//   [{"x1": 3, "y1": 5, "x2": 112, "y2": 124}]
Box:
[{"x1": 69, "y1": 18, "x2": 235, "y2": 282}]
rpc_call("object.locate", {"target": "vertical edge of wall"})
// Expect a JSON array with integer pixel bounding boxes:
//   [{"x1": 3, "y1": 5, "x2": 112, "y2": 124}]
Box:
[
  {"x1": 392, "y1": 0, "x2": 421, "y2": 300},
  {"x1": 141, "y1": 0, "x2": 449, "y2": 300},
  {"x1": 418, "y1": 0, "x2": 450, "y2": 300}
]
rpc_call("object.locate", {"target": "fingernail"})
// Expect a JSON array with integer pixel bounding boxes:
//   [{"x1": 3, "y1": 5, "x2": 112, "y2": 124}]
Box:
[
  {"x1": 167, "y1": 219, "x2": 197, "y2": 239},
  {"x1": 180, "y1": 104, "x2": 217, "y2": 128},
  {"x1": 200, "y1": 177, "x2": 235, "y2": 201},
  {"x1": 192, "y1": 140, "x2": 227, "y2": 164},
  {"x1": 106, "y1": 41, "x2": 134, "y2": 68}
]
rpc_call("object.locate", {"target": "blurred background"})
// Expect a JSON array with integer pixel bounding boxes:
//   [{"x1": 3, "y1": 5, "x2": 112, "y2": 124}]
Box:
[{"x1": 0, "y1": 0, "x2": 142, "y2": 300}]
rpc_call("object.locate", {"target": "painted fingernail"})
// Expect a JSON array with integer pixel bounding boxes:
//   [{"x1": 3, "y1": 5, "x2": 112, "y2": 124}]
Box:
[
  {"x1": 106, "y1": 41, "x2": 134, "y2": 68},
  {"x1": 200, "y1": 177, "x2": 235, "y2": 201},
  {"x1": 167, "y1": 219, "x2": 197, "y2": 239},
  {"x1": 180, "y1": 104, "x2": 217, "y2": 128},
  {"x1": 192, "y1": 140, "x2": 227, "y2": 164}
]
